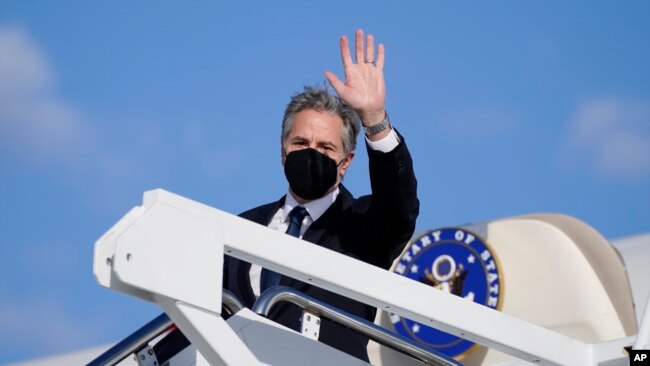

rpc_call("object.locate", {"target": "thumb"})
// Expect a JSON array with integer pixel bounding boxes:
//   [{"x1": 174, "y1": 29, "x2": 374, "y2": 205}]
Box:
[{"x1": 324, "y1": 71, "x2": 346, "y2": 94}]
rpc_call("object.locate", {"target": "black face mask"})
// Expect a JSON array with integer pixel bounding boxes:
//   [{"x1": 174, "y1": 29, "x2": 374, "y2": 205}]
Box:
[{"x1": 284, "y1": 148, "x2": 342, "y2": 200}]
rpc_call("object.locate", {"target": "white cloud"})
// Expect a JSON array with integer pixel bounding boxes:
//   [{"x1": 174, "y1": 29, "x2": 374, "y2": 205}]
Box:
[
  {"x1": 0, "y1": 24, "x2": 92, "y2": 167},
  {"x1": 0, "y1": 25, "x2": 51, "y2": 94},
  {"x1": 0, "y1": 23, "x2": 244, "y2": 191},
  {"x1": 561, "y1": 97, "x2": 650, "y2": 180}
]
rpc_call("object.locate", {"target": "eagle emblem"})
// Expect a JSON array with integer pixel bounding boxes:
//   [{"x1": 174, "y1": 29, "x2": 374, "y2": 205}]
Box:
[{"x1": 390, "y1": 228, "x2": 503, "y2": 360}]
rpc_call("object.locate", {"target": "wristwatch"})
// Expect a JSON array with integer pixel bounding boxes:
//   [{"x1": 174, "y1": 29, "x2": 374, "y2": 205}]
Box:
[{"x1": 364, "y1": 112, "x2": 391, "y2": 136}]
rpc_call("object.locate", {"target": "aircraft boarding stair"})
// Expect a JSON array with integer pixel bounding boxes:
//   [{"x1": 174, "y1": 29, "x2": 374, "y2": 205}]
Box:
[{"x1": 87, "y1": 189, "x2": 650, "y2": 366}]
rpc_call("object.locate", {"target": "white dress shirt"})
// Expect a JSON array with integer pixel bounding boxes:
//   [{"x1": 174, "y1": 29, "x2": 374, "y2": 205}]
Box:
[{"x1": 250, "y1": 129, "x2": 400, "y2": 296}]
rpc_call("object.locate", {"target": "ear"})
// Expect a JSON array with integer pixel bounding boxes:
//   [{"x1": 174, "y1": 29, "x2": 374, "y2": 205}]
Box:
[
  {"x1": 338, "y1": 150, "x2": 355, "y2": 177},
  {"x1": 280, "y1": 140, "x2": 286, "y2": 165}
]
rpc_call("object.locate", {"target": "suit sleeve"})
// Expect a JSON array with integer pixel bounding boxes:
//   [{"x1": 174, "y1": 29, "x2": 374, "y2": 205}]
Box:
[{"x1": 352, "y1": 129, "x2": 419, "y2": 269}]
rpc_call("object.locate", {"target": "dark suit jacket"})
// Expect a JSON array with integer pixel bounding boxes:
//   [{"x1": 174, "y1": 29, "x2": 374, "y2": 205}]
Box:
[{"x1": 224, "y1": 135, "x2": 419, "y2": 361}]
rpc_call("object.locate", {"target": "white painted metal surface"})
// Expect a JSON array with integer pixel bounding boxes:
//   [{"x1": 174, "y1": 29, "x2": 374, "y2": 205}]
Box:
[
  {"x1": 300, "y1": 311, "x2": 321, "y2": 340},
  {"x1": 227, "y1": 309, "x2": 370, "y2": 366},
  {"x1": 611, "y1": 233, "x2": 650, "y2": 326},
  {"x1": 93, "y1": 189, "x2": 646, "y2": 366},
  {"x1": 374, "y1": 217, "x2": 641, "y2": 366},
  {"x1": 94, "y1": 189, "x2": 260, "y2": 366},
  {"x1": 634, "y1": 293, "x2": 650, "y2": 350}
]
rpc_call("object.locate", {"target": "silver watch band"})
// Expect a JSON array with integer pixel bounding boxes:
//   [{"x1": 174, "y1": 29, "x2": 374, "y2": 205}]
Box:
[{"x1": 364, "y1": 112, "x2": 391, "y2": 136}]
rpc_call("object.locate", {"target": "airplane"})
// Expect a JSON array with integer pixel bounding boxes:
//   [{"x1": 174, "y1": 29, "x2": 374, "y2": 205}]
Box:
[{"x1": 7, "y1": 189, "x2": 649, "y2": 366}]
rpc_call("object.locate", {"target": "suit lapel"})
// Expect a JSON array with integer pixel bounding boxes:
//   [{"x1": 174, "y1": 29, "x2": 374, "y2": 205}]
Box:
[
  {"x1": 302, "y1": 185, "x2": 353, "y2": 248},
  {"x1": 282, "y1": 186, "x2": 354, "y2": 291}
]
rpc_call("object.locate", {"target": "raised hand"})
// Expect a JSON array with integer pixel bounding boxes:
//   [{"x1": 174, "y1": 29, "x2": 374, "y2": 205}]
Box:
[{"x1": 325, "y1": 29, "x2": 386, "y2": 127}]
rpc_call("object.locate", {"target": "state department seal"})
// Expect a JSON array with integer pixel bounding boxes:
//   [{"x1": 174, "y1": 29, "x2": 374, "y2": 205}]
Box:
[{"x1": 390, "y1": 227, "x2": 504, "y2": 359}]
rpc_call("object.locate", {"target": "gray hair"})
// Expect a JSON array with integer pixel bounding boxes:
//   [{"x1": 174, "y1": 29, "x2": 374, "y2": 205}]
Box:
[{"x1": 281, "y1": 86, "x2": 361, "y2": 155}]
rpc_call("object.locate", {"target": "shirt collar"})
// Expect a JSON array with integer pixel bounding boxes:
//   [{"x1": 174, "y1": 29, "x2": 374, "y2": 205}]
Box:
[{"x1": 284, "y1": 187, "x2": 339, "y2": 223}]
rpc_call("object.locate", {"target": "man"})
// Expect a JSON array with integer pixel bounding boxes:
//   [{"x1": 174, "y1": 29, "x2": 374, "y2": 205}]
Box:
[{"x1": 224, "y1": 29, "x2": 419, "y2": 362}]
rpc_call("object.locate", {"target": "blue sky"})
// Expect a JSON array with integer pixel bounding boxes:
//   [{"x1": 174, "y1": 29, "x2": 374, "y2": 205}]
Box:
[{"x1": 1, "y1": 1, "x2": 649, "y2": 363}]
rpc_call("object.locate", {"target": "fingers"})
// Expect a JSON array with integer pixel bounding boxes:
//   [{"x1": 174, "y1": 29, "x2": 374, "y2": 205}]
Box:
[
  {"x1": 340, "y1": 35, "x2": 352, "y2": 69},
  {"x1": 355, "y1": 29, "x2": 364, "y2": 64},
  {"x1": 376, "y1": 43, "x2": 385, "y2": 69},
  {"x1": 356, "y1": 29, "x2": 378, "y2": 65},
  {"x1": 339, "y1": 29, "x2": 383, "y2": 70},
  {"x1": 365, "y1": 34, "x2": 375, "y2": 64}
]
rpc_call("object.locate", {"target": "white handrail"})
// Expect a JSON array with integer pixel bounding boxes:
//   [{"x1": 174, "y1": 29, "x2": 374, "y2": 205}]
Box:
[{"x1": 94, "y1": 189, "x2": 636, "y2": 366}]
